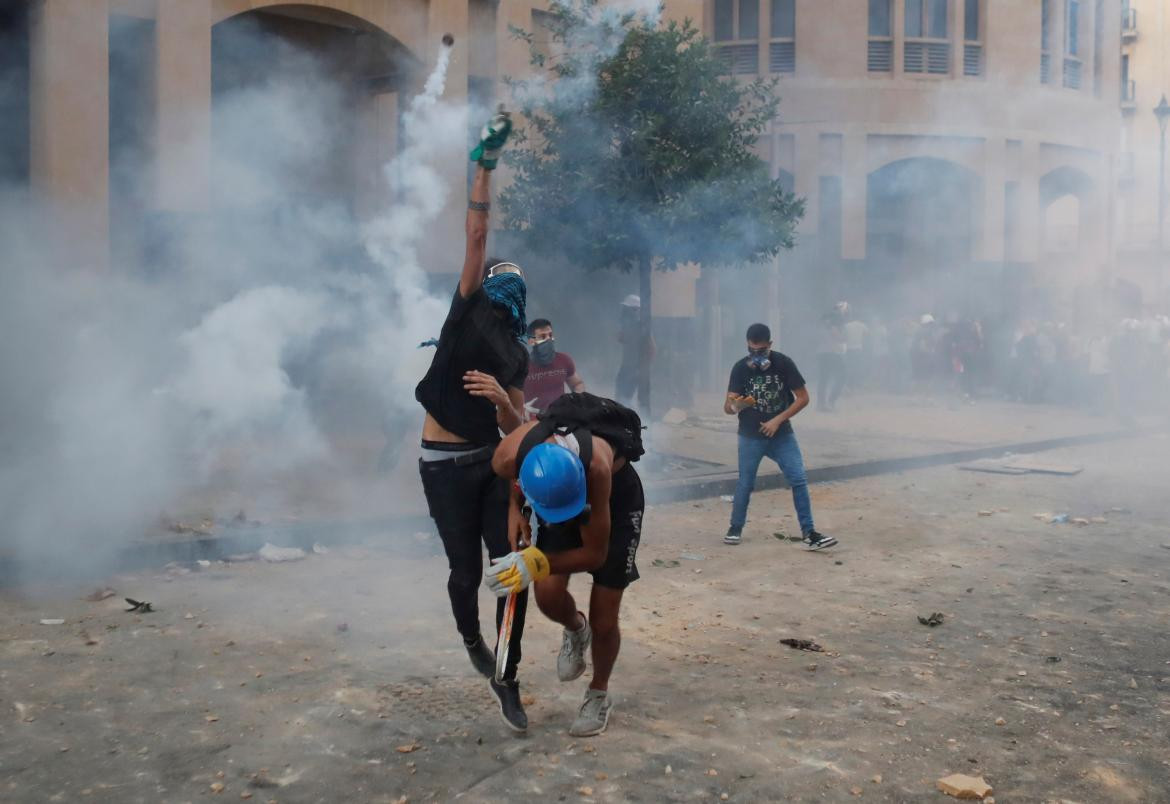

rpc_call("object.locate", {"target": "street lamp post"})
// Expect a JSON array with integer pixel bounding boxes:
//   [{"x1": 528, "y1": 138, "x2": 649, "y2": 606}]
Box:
[{"x1": 1154, "y1": 95, "x2": 1170, "y2": 254}]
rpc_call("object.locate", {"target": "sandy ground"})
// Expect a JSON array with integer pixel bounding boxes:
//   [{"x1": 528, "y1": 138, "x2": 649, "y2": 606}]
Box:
[{"x1": 3, "y1": 436, "x2": 1170, "y2": 803}]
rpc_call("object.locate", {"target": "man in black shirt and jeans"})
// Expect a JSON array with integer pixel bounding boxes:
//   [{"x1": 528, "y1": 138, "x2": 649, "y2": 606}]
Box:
[
  {"x1": 414, "y1": 110, "x2": 532, "y2": 731},
  {"x1": 723, "y1": 323, "x2": 837, "y2": 550}
]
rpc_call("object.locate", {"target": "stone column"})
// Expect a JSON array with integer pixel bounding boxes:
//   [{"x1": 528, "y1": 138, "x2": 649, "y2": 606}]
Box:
[
  {"x1": 29, "y1": 0, "x2": 110, "y2": 270},
  {"x1": 794, "y1": 127, "x2": 819, "y2": 235},
  {"x1": 426, "y1": 0, "x2": 470, "y2": 268},
  {"x1": 841, "y1": 129, "x2": 867, "y2": 260},
  {"x1": 979, "y1": 137, "x2": 1006, "y2": 263},
  {"x1": 155, "y1": 0, "x2": 211, "y2": 214},
  {"x1": 1013, "y1": 139, "x2": 1041, "y2": 264}
]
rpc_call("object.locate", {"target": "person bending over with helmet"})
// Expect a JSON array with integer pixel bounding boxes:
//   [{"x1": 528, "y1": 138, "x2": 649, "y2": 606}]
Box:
[
  {"x1": 414, "y1": 108, "x2": 533, "y2": 732},
  {"x1": 484, "y1": 393, "x2": 645, "y2": 736}
]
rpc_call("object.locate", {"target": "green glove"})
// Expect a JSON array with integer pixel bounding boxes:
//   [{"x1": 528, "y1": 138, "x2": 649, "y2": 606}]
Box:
[{"x1": 469, "y1": 107, "x2": 512, "y2": 170}]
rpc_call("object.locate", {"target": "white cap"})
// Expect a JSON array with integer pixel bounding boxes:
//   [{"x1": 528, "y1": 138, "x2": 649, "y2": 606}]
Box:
[
  {"x1": 621, "y1": 294, "x2": 641, "y2": 308},
  {"x1": 920, "y1": 314, "x2": 935, "y2": 325}
]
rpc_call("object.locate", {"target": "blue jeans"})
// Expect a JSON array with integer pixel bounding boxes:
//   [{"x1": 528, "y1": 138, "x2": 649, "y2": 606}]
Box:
[{"x1": 730, "y1": 431, "x2": 814, "y2": 534}]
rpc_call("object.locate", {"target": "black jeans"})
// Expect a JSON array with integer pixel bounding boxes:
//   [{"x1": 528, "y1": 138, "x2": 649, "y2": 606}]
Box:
[{"x1": 419, "y1": 455, "x2": 528, "y2": 681}]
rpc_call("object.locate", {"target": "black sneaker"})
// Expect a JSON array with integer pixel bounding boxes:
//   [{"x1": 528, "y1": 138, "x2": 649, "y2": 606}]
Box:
[
  {"x1": 489, "y1": 677, "x2": 528, "y2": 732},
  {"x1": 465, "y1": 635, "x2": 495, "y2": 679},
  {"x1": 802, "y1": 530, "x2": 837, "y2": 550},
  {"x1": 723, "y1": 526, "x2": 742, "y2": 545}
]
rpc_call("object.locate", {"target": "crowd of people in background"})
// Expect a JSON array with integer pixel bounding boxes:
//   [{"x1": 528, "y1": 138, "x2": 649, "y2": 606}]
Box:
[{"x1": 816, "y1": 301, "x2": 1170, "y2": 420}]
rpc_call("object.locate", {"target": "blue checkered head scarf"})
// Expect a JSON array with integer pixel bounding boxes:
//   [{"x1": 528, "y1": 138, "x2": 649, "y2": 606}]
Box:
[{"x1": 483, "y1": 272, "x2": 527, "y2": 343}]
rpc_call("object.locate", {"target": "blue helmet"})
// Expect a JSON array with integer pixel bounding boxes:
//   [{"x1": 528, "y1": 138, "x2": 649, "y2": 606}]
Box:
[{"x1": 519, "y1": 443, "x2": 586, "y2": 523}]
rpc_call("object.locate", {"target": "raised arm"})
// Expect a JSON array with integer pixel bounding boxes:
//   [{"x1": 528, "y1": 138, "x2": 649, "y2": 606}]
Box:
[
  {"x1": 459, "y1": 108, "x2": 512, "y2": 299},
  {"x1": 459, "y1": 166, "x2": 491, "y2": 299}
]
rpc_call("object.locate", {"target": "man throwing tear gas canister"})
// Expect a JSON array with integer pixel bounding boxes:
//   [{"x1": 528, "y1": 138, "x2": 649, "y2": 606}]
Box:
[{"x1": 414, "y1": 108, "x2": 533, "y2": 732}]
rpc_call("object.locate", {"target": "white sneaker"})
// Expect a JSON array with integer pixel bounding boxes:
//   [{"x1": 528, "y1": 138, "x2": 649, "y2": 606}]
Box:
[
  {"x1": 557, "y1": 613, "x2": 591, "y2": 682},
  {"x1": 569, "y1": 688, "x2": 612, "y2": 737}
]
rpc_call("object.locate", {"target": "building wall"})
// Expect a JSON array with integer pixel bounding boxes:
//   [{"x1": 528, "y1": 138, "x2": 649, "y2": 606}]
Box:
[
  {"x1": 23, "y1": 0, "x2": 1135, "y2": 303},
  {"x1": 707, "y1": 0, "x2": 1121, "y2": 272},
  {"x1": 1117, "y1": 0, "x2": 1168, "y2": 299}
]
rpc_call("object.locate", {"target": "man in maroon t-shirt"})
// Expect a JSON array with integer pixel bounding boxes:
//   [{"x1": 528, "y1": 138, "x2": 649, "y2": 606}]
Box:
[{"x1": 524, "y1": 318, "x2": 586, "y2": 414}]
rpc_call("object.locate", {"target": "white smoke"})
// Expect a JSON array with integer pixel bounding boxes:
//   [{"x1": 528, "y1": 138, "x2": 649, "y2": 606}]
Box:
[{"x1": 0, "y1": 38, "x2": 466, "y2": 579}]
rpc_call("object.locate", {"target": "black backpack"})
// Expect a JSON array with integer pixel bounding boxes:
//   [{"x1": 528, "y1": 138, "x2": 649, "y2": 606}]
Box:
[{"x1": 515, "y1": 392, "x2": 645, "y2": 476}]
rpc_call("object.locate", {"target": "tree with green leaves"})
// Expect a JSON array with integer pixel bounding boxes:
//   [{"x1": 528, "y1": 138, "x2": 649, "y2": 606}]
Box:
[{"x1": 500, "y1": 0, "x2": 804, "y2": 413}]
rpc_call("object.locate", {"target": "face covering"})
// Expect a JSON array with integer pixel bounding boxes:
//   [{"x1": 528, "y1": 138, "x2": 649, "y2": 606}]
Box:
[
  {"x1": 748, "y1": 349, "x2": 771, "y2": 370},
  {"x1": 483, "y1": 272, "x2": 528, "y2": 343},
  {"x1": 532, "y1": 338, "x2": 556, "y2": 365}
]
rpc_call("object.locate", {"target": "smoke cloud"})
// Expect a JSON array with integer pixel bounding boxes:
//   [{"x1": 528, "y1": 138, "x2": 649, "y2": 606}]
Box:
[{"x1": 0, "y1": 22, "x2": 467, "y2": 581}]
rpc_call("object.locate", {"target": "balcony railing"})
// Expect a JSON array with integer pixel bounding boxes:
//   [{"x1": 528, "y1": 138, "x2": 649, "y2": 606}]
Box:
[
  {"x1": 1040, "y1": 52, "x2": 1051, "y2": 84},
  {"x1": 963, "y1": 43, "x2": 984, "y2": 77},
  {"x1": 904, "y1": 40, "x2": 950, "y2": 75},
  {"x1": 1121, "y1": 8, "x2": 1138, "y2": 40},
  {"x1": 715, "y1": 43, "x2": 758, "y2": 75},
  {"x1": 867, "y1": 39, "x2": 893, "y2": 72},
  {"x1": 1063, "y1": 57, "x2": 1082, "y2": 90}
]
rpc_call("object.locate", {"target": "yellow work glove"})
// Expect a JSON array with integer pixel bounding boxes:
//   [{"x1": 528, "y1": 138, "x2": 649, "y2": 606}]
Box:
[{"x1": 484, "y1": 546, "x2": 550, "y2": 597}]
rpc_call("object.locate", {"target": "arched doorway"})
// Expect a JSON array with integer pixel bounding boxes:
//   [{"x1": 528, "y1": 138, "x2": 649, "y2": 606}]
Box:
[
  {"x1": 1039, "y1": 165, "x2": 1094, "y2": 255},
  {"x1": 865, "y1": 157, "x2": 980, "y2": 313},
  {"x1": 210, "y1": 5, "x2": 420, "y2": 227}
]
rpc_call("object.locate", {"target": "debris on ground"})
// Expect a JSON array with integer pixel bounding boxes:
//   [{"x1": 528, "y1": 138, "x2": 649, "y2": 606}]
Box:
[
  {"x1": 936, "y1": 773, "x2": 992, "y2": 799},
  {"x1": 39, "y1": 619, "x2": 64, "y2": 626},
  {"x1": 1070, "y1": 517, "x2": 1090, "y2": 526},
  {"x1": 719, "y1": 495, "x2": 734, "y2": 502},
  {"x1": 918, "y1": 612, "x2": 945, "y2": 627},
  {"x1": 124, "y1": 598, "x2": 154, "y2": 613},
  {"x1": 959, "y1": 459, "x2": 1081, "y2": 476},
  {"x1": 336, "y1": 622, "x2": 349, "y2": 633},
  {"x1": 161, "y1": 515, "x2": 215, "y2": 536},
  {"x1": 680, "y1": 552, "x2": 705, "y2": 561},
  {"x1": 650, "y1": 559, "x2": 681, "y2": 568},
  {"x1": 977, "y1": 510, "x2": 993, "y2": 516},
  {"x1": 780, "y1": 638, "x2": 825, "y2": 652},
  {"x1": 84, "y1": 587, "x2": 116, "y2": 602},
  {"x1": 312, "y1": 543, "x2": 329, "y2": 555},
  {"x1": 258, "y1": 543, "x2": 307, "y2": 562},
  {"x1": 396, "y1": 742, "x2": 421, "y2": 753},
  {"x1": 1048, "y1": 514, "x2": 1070, "y2": 524},
  {"x1": 1045, "y1": 656, "x2": 1062, "y2": 663},
  {"x1": 661, "y1": 407, "x2": 687, "y2": 425}
]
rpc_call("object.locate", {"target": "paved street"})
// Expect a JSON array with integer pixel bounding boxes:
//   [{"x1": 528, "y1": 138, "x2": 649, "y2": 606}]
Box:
[{"x1": 3, "y1": 429, "x2": 1169, "y2": 802}]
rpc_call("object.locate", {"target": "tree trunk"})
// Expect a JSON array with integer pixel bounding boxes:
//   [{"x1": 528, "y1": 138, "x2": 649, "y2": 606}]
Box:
[{"x1": 637, "y1": 254, "x2": 652, "y2": 416}]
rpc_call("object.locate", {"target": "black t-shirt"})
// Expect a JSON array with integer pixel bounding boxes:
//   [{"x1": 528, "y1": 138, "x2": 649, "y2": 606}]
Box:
[
  {"x1": 415, "y1": 286, "x2": 529, "y2": 445},
  {"x1": 727, "y1": 351, "x2": 806, "y2": 439}
]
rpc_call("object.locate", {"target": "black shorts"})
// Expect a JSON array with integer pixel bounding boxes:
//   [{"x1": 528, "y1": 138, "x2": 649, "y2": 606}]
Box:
[{"x1": 536, "y1": 463, "x2": 644, "y2": 590}]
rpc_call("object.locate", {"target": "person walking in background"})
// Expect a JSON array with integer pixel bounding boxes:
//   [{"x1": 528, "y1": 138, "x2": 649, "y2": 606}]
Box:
[
  {"x1": 843, "y1": 311, "x2": 869, "y2": 391},
  {"x1": 723, "y1": 323, "x2": 836, "y2": 550},
  {"x1": 816, "y1": 303, "x2": 848, "y2": 411},
  {"x1": 615, "y1": 295, "x2": 654, "y2": 412},
  {"x1": 524, "y1": 318, "x2": 586, "y2": 416}
]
